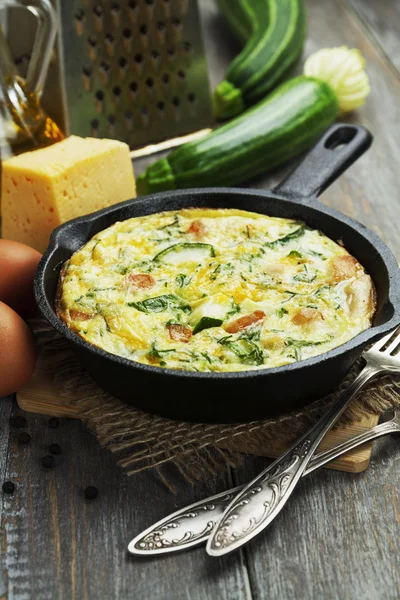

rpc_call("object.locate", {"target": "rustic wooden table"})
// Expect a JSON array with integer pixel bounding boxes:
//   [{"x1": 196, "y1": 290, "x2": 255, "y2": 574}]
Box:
[{"x1": 1, "y1": 1, "x2": 399, "y2": 598}]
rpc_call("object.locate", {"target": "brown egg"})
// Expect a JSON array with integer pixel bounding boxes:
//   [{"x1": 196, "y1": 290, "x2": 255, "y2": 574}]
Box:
[
  {"x1": 0, "y1": 240, "x2": 42, "y2": 316},
  {"x1": 0, "y1": 301, "x2": 37, "y2": 396}
]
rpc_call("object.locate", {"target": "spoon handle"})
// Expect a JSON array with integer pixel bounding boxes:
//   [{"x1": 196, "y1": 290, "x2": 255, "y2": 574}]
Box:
[{"x1": 206, "y1": 364, "x2": 379, "y2": 556}]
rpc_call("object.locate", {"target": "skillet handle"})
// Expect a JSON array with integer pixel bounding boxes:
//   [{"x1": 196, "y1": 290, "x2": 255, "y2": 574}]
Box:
[{"x1": 275, "y1": 123, "x2": 372, "y2": 200}]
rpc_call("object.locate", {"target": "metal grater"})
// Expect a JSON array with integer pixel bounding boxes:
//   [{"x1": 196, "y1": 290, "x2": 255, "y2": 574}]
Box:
[{"x1": 8, "y1": 0, "x2": 214, "y2": 152}]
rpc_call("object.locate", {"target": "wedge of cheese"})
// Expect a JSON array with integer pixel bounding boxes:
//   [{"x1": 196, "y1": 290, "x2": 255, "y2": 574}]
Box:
[{"x1": 1, "y1": 136, "x2": 136, "y2": 252}]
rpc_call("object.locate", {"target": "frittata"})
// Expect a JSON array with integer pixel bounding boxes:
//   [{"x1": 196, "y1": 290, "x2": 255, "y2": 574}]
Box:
[{"x1": 56, "y1": 208, "x2": 376, "y2": 372}]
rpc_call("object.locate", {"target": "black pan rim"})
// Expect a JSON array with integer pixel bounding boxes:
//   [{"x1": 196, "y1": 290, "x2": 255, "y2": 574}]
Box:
[{"x1": 35, "y1": 187, "x2": 400, "y2": 381}]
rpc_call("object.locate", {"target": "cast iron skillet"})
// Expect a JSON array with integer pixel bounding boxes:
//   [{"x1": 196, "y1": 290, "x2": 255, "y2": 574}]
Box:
[{"x1": 34, "y1": 124, "x2": 400, "y2": 423}]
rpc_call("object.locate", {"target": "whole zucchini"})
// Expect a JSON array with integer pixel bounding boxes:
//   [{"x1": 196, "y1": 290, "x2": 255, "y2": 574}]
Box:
[
  {"x1": 138, "y1": 77, "x2": 337, "y2": 194},
  {"x1": 214, "y1": 0, "x2": 306, "y2": 120},
  {"x1": 137, "y1": 48, "x2": 370, "y2": 196}
]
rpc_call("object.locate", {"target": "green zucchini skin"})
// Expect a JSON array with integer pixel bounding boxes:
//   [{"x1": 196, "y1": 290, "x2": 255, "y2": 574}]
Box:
[
  {"x1": 214, "y1": 0, "x2": 306, "y2": 120},
  {"x1": 216, "y1": 0, "x2": 255, "y2": 46},
  {"x1": 137, "y1": 77, "x2": 339, "y2": 196},
  {"x1": 216, "y1": 0, "x2": 269, "y2": 82}
]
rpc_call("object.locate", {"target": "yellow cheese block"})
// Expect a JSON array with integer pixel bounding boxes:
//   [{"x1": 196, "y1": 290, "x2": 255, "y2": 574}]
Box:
[{"x1": 1, "y1": 136, "x2": 136, "y2": 252}]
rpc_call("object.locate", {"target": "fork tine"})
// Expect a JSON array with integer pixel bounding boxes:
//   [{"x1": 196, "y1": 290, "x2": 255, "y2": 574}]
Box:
[
  {"x1": 372, "y1": 328, "x2": 400, "y2": 351},
  {"x1": 383, "y1": 331, "x2": 400, "y2": 355}
]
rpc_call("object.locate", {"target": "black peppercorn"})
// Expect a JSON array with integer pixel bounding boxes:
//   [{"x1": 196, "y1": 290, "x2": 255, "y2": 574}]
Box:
[
  {"x1": 2, "y1": 481, "x2": 15, "y2": 494},
  {"x1": 10, "y1": 415, "x2": 26, "y2": 429},
  {"x1": 41, "y1": 455, "x2": 55, "y2": 468},
  {"x1": 84, "y1": 486, "x2": 98, "y2": 500},
  {"x1": 18, "y1": 432, "x2": 31, "y2": 445},
  {"x1": 48, "y1": 417, "x2": 60, "y2": 429},
  {"x1": 49, "y1": 444, "x2": 62, "y2": 455}
]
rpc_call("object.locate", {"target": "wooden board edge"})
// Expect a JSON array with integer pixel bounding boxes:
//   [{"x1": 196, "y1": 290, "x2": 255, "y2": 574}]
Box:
[{"x1": 17, "y1": 364, "x2": 380, "y2": 473}]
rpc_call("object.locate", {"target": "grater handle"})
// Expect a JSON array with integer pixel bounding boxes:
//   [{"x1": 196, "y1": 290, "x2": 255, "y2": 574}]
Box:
[{"x1": 1, "y1": 0, "x2": 57, "y2": 96}]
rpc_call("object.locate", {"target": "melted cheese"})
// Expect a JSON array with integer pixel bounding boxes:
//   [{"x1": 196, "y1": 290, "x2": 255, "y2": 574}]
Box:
[
  {"x1": 1, "y1": 136, "x2": 136, "y2": 252},
  {"x1": 57, "y1": 208, "x2": 376, "y2": 372}
]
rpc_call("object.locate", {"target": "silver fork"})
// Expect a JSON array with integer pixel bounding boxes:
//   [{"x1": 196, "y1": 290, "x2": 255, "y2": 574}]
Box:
[
  {"x1": 129, "y1": 408, "x2": 400, "y2": 556},
  {"x1": 205, "y1": 327, "x2": 400, "y2": 556}
]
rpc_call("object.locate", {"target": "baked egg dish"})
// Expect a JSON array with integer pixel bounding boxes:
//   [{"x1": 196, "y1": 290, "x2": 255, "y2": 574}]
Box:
[{"x1": 56, "y1": 208, "x2": 376, "y2": 372}]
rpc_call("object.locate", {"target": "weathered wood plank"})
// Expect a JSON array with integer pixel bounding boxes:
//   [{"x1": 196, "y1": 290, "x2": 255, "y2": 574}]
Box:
[
  {"x1": 1, "y1": 405, "x2": 251, "y2": 600},
  {"x1": 349, "y1": 0, "x2": 400, "y2": 73},
  {"x1": 0, "y1": 397, "x2": 13, "y2": 598}
]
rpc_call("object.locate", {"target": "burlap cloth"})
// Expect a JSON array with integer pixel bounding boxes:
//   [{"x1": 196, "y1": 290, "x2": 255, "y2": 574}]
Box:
[{"x1": 29, "y1": 319, "x2": 400, "y2": 490}]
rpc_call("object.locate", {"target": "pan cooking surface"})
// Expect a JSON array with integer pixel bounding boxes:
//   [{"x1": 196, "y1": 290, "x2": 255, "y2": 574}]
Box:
[{"x1": 56, "y1": 207, "x2": 376, "y2": 373}]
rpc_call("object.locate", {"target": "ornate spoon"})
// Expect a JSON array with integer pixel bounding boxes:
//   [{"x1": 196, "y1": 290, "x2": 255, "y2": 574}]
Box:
[{"x1": 129, "y1": 408, "x2": 400, "y2": 556}]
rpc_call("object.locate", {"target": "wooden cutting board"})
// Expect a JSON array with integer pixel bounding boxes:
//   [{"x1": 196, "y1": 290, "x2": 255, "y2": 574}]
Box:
[{"x1": 17, "y1": 360, "x2": 379, "y2": 474}]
